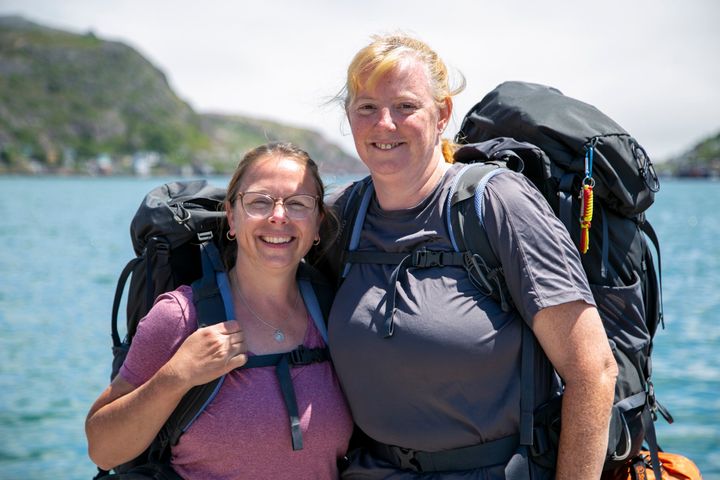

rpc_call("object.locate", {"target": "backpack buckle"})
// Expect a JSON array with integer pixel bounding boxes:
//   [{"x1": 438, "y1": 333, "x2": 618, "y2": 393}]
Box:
[
  {"x1": 289, "y1": 346, "x2": 310, "y2": 365},
  {"x1": 288, "y1": 346, "x2": 327, "y2": 366},
  {"x1": 413, "y1": 250, "x2": 443, "y2": 268},
  {"x1": 197, "y1": 231, "x2": 214, "y2": 242},
  {"x1": 394, "y1": 447, "x2": 423, "y2": 472}
]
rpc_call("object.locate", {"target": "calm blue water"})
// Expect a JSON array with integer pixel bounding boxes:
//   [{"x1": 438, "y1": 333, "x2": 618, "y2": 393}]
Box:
[{"x1": 0, "y1": 176, "x2": 718, "y2": 479}]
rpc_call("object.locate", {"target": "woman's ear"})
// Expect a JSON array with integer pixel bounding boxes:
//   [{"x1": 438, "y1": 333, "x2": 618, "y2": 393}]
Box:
[
  {"x1": 225, "y1": 201, "x2": 235, "y2": 236},
  {"x1": 438, "y1": 97, "x2": 453, "y2": 134}
]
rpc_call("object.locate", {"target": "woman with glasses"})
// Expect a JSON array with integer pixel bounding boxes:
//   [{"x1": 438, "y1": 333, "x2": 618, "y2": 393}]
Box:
[{"x1": 86, "y1": 143, "x2": 353, "y2": 479}]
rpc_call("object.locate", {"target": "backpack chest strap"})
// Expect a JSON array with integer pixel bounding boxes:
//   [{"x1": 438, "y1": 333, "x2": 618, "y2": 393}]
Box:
[
  {"x1": 240, "y1": 346, "x2": 330, "y2": 451},
  {"x1": 347, "y1": 249, "x2": 467, "y2": 268},
  {"x1": 347, "y1": 249, "x2": 468, "y2": 338}
]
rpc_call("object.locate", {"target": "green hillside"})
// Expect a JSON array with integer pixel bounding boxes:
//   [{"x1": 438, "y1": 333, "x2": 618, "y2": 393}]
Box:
[
  {"x1": 0, "y1": 15, "x2": 365, "y2": 175},
  {"x1": 198, "y1": 113, "x2": 365, "y2": 176},
  {"x1": 660, "y1": 132, "x2": 720, "y2": 178}
]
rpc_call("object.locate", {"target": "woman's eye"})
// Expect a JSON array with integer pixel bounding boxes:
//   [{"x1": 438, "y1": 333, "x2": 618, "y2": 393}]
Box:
[
  {"x1": 250, "y1": 198, "x2": 273, "y2": 208},
  {"x1": 398, "y1": 103, "x2": 417, "y2": 112},
  {"x1": 356, "y1": 104, "x2": 376, "y2": 114},
  {"x1": 285, "y1": 200, "x2": 305, "y2": 210}
]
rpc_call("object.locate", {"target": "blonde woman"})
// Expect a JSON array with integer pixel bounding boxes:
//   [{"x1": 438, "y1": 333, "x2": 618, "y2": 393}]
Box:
[{"x1": 318, "y1": 34, "x2": 617, "y2": 479}]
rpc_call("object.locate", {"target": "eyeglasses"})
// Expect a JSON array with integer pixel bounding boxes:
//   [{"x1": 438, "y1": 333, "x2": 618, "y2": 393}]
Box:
[{"x1": 236, "y1": 192, "x2": 319, "y2": 220}]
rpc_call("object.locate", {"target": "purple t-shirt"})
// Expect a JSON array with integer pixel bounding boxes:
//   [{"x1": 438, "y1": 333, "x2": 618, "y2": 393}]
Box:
[{"x1": 120, "y1": 285, "x2": 353, "y2": 480}]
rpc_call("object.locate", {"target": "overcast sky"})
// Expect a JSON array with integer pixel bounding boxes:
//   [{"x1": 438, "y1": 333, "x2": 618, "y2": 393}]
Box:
[{"x1": 1, "y1": 0, "x2": 718, "y2": 161}]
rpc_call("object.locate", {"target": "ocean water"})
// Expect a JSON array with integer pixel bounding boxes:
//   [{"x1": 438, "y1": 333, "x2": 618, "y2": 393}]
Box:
[{"x1": 0, "y1": 176, "x2": 718, "y2": 479}]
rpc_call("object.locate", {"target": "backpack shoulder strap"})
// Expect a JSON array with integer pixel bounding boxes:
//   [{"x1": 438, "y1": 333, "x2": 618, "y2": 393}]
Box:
[
  {"x1": 162, "y1": 244, "x2": 334, "y2": 455},
  {"x1": 241, "y1": 344, "x2": 331, "y2": 451},
  {"x1": 193, "y1": 241, "x2": 229, "y2": 327},
  {"x1": 447, "y1": 162, "x2": 515, "y2": 312},
  {"x1": 297, "y1": 262, "x2": 334, "y2": 343},
  {"x1": 448, "y1": 161, "x2": 537, "y2": 452},
  {"x1": 337, "y1": 175, "x2": 374, "y2": 282},
  {"x1": 151, "y1": 242, "x2": 229, "y2": 460}
]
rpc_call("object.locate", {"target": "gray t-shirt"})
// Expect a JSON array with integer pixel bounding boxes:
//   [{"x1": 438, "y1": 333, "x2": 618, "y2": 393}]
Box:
[{"x1": 328, "y1": 163, "x2": 594, "y2": 453}]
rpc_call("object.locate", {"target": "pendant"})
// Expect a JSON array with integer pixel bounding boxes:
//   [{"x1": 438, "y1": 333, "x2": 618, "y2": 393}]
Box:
[{"x1": 273, "y1": 329, "x2": 285, "y2": 342}]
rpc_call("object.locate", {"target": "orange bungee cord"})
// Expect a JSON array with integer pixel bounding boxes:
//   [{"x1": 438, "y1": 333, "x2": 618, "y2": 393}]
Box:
[{"x1": 579, "y1": 141, "x2": 596, "y2": 254}]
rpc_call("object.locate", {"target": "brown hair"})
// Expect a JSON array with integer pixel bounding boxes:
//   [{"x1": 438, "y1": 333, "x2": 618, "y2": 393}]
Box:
[
  {"x1": 339, "y1": 33, "x2": 466, "y2": 162},
  {"x1": 222, "y1": 142, "x2": 336, "y2": 267}
]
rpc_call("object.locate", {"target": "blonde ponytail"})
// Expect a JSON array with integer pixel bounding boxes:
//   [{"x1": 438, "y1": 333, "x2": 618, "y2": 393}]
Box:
[{"x1": 441, "y1": 139, "x2": 457, "y2": 164}]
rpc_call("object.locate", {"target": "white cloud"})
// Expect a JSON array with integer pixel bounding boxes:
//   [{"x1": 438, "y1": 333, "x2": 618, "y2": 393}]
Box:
[{"x1": 1, "y1": 0, "x2": 718, "y2": 160}]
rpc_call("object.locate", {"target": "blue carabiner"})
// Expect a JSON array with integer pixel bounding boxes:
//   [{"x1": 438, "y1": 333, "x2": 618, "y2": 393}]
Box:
[{"x1": 584, "y1": 137, "x2": 599, "y2": 180}]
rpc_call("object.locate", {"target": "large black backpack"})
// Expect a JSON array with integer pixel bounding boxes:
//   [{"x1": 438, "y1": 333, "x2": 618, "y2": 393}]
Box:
[
  {"x1": 109, "y1": 180, "x2": 227, "y2": 381},
  {"x1": 455, "y1": 81, "x2": 669, "y2": 473},
  {"x1": 96, "y1": 180, "x2": 334, "y2": 479},
  {"x1": 328, "y1": 82, "x2": 669, "y2": 477}
]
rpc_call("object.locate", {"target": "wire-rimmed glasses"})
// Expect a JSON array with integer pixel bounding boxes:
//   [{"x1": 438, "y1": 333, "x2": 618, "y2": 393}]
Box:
[{"x1": 237, "y1": 192, "x2": 318, "y2": 220}]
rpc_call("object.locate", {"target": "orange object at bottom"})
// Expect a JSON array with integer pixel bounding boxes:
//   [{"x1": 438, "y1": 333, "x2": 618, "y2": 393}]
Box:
[{"x1": 601, "y1": 451, "x2": 703, "y2": 480}]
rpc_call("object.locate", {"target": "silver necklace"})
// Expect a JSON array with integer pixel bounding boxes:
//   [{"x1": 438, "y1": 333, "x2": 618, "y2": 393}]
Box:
[{"x1": 236, "y1": 286, "x2": 299, "y2": 343}]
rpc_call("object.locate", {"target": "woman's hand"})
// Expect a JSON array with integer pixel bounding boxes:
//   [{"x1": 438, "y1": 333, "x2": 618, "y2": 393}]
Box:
[
  {"x1": 86, "y1": 320, "x2": 247, "y2": 470},
  {"x1": 164, "y1": 320, "x2": 248, "y2": 388}
]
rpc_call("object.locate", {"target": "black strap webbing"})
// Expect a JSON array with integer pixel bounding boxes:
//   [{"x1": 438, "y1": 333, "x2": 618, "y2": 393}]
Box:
[
  {"x1": 640, "y1": 220, "x2": 664, "y2": 329},
  {"x1": 346, "y1": 250, "x2": 467, "y2": 268},
  {"x1": 157, "y1": 242, "x2": 228, "y2": 454},
  {"x1": 641, "y1": 406, "x2": 664, "y2": 479},
  {"x1": 241, "y1": 346, "x2": 330, "y2": 450},
  {"x1": 519, "y1": 322, "x2": 535, "y2": 447},
  {"x1": 347, "y1": 249, "x2": 467, "y2": 337},
  {"x1": 111, "y1": 256, "x2": 143, "y2": 347},
  {"x1": 558, "y1": 173, "x2": 575, "y2": 234},
  {"x1": 277, "y1": 355, "x2": 303, "y2": 450},
  {"x1": 369, "y1": 434, "x2": 519, "y2": 472}
]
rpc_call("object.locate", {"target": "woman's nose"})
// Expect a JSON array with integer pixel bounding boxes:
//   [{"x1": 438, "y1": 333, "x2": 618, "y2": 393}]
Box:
[
  {"x1": 268, "y1": 202, "x2": 289, "y2": 223},
  {"x1": 376, "y1": 107, "x2": 396, "y2": 130}
]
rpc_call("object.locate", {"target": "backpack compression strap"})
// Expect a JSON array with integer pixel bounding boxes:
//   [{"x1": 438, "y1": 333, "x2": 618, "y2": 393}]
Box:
[{"x1": 111, "y1": 256, "x2": 143, "y2": 349}]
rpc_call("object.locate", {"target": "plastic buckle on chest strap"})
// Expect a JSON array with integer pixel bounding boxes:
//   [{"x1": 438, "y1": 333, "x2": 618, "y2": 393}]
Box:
[
  {"x1": 413, "y1": 250, "x2": 443, "y2": 268},
  {"x1": 412, "y1": 250, "x2": 465, "y2": 268},
  {"x1": 288, "y1": 345, "x2": 327, "y2": 366}
]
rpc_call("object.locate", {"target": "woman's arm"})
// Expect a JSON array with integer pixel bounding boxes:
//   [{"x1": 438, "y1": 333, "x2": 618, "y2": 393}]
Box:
[
  {"x1": 533, "y1": 300, "x2": 618, "y2": 480},
  {"x1": 85, "y1": 320, "x2": 247, "y2": 470}
]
